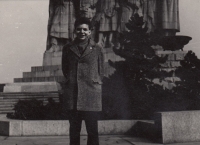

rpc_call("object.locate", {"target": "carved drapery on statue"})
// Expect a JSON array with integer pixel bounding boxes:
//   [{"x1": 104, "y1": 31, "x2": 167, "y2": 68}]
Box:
[
  {"x1": 47, "y1": 0, "x2": 75, "y2": 52},
  {"x1": 155, "y1": 0, "x2": 180, "y2": 36},
  {"x1": 98, "y1": 0, "x2": 119, "y2": 32},
  {"x1": 96, "y1": 0, "x2": 119, "y2": 46},
  {"x1": 118, "y1": 0, "x2": 136, "y2": 32},
  {"x1": 46, "y1": 0, "x2": 180, "y2": 50},
  {"x1": 139, "y1": 0, "x2": 156, "y2": 33},
  {"x1": 141, "y1": 0, "x2": 180, "y2": 35}
]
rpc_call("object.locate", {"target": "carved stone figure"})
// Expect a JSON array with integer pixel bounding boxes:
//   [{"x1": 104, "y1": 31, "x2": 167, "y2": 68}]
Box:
[
  {"x1": 47, "y1": 0, "x2": 75, "y2": 52},
  {"x1": 141, "y1": 0, "x2": 180, "y2": 36},
  {"x1": 136, "y1": 0, "x2": 156, "y2": 33},
  {"x1": 97, "y1": 0, "x2": 120, "y2": 47},
  {"x1": 155, "y1": 0, "x2": 180, "y2": 36},
  {"x1": 79, "y1": 0, "x2": 98, "y2": 19},
  {"x1": 46, "y1": 0, "x2": 180, "y2": 50},
  {"x1": 118, "y1": 0, "x2": 136, "y2": 32}
]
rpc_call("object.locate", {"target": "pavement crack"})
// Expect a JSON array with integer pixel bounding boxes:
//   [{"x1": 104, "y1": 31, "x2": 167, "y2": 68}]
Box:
[
  {"x1": 3, "y1": 137, "x2": 8, "y2": 140},
  {"x1": 120, "y1": 137, "x2": 135, "y2": 145}
]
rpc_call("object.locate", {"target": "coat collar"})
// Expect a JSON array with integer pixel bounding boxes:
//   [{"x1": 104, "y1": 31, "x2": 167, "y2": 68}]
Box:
[
  {"x1": 70, "y1": 39, "x2": 96, "y2": 58},
  {"x1": 69, "y1": 44, "x2": 81, "y2": 57}
]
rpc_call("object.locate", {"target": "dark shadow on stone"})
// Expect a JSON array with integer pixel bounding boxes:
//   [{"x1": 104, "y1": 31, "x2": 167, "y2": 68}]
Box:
[
  {"x1": 101, "y1": 61, "x2": 131, "y2": 119},
  {"x1": 0, "y1": 84, "x2": 5, "y2": 92},
  {"x1": 124, "y1": 121, "x2": 158, "y2": 142}
]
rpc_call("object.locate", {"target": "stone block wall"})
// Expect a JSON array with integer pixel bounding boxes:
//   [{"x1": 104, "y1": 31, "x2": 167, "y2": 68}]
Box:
[{"x1": 155, "y1": 50, "x2": 187, "y2": 89}]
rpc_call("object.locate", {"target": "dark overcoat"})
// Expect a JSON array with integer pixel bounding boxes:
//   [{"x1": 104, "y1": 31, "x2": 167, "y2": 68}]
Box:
[{"x1": 62, "y1": 39, "x2": 104, "y2": 111}]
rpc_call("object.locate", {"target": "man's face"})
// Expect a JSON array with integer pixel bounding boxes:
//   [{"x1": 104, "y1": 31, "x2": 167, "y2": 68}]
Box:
[{"x1": 75, "y1": 24, "x2": 91, "y2": 40}]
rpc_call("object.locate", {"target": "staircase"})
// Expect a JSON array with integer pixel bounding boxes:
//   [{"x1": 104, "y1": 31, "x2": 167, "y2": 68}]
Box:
[{"x1": 0, "y1": 92, "x2": 60, "y2": 114}]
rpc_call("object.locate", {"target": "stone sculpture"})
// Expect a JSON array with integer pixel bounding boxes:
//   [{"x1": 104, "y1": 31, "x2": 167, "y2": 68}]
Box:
[
  {"x1": 46, "y1": 0, "x2": 180, "y2": 50},
  {"x1": 97, "y1": 0, "x2": 119, "y2": 47},
  {"x1": 79, "y1": 0, "x2": 98, "y2": 19},
  {"x1": 157, "y1": 0, "x2": 180, "y2": 36},
  {"x1": 47, "y1": 0, "x2": 75, "y2": 52},
  {"x1": 118, "y1": 0, "x2": 136, "y2": 32},
  {"x1": 142, "y1": 0, "x2": 180, "y2": 36}
]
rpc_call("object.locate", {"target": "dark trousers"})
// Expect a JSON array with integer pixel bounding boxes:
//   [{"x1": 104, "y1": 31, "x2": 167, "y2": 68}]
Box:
[{"x1": 69, "y1": 111, "x2": 99, "y2": 145}]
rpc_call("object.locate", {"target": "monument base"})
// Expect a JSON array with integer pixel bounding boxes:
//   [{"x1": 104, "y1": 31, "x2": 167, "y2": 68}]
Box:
[{"x1": 3, "y1": 82, "x2": 61, "y2": 93}]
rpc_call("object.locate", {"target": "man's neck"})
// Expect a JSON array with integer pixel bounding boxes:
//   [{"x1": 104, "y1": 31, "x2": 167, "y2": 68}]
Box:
[{"x1": 75, "y1": 37, "x2": 89, "y2": 45}]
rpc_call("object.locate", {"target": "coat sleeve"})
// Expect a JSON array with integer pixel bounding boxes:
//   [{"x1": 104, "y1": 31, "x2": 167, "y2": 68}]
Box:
[
  {"x1": 62, "y1": 45, "x2": 69, "y2": 79},
  {"x1": 98, "y1": 46, "x2": 105, "y2": 81}
]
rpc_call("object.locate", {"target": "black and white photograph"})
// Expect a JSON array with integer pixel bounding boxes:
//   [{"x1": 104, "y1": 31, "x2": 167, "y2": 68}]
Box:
[{"x1": 0, "y1": 0, "x2": 200, "y2": 145}]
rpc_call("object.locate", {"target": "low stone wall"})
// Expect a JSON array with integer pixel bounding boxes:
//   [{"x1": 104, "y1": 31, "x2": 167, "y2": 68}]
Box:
[
  {"x1": 0, "y1": 115, "x2": 154, "y2": 136},
  {"x1": 155, "y1": 111, "x2": 200, "y2": 144}
]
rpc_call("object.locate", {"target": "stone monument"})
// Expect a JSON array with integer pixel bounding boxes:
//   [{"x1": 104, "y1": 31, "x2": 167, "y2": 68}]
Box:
[
  {"x1": 2, "y1": 0, "x2": 188, "y2": 93},
  {"x1": 2, "y1": 0, "x2": 191, "y2": 116}
]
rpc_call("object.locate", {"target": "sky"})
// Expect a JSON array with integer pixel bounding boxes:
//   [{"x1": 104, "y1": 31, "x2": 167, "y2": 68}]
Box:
[{"x1": 0, "y1": 0, "x2": 200, "y2": 83}]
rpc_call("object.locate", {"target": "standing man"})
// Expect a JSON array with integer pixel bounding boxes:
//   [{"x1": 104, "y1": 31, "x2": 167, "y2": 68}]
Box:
[{"x1": 62, "y1": 17, "x2": 104, "y2": 145}]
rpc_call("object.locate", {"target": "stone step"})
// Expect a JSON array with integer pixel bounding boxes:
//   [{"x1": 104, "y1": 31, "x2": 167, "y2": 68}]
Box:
[
  {"x1": 0, "y1": 98, "x2": 59, "y2": 101},
  {"x1": 0, "y1": 92, "x2": 59, "y2": 96},
  {"x1": 0, "y1": 102, "x2": 15, "y2": 105},
  {"x1": 0, "y1": 94, "x2": 59, "y2": 99},
  {"x1": 0, "y1": 100, "x2": 58, "y2": 108},
  {"x1": 31, "y1": 65, "x2": 61, "y2": 72},
  {"x1": 0, "y1": 94, "x2": 59, "y2": 98},
  {"x1": 0, "y1": 110, "x2": 14, "y2": 114},
  {"x1": 23, "y1": 70, "x2": 63, "y2": 78},
  {"x1": 0, "y1": 107, "x2": 14, "y2": 111},
  {"x1": 14, "y1": 76, "x2": 65, "y2": 83},
  {"x1": 0, "y1": 98, "x2": 59, "y2": 102},
  {"x1": 0, "y1": 104, "x2": 14, "y2": 108},
  {"x1": 0, "y1": 100, "x2": 58, "y2": 105},
  {"x1": 1, "y1": 97, "x2": 59, "y2": 101},
  {"x1": 3, "y1": 82, "x2": 62, "y2": 93}
]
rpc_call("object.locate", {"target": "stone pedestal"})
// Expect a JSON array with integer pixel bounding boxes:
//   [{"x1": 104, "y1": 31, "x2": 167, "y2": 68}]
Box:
[
  {"x1": 43, "y1": 51, "x2": 62, "y2": 66},
  {"x1": 155, "y1": 111, "x2": 200, "y2": 144}
]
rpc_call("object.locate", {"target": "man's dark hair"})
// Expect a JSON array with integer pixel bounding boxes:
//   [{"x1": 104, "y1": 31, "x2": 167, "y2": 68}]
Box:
[{"x1": 74, "y1": 17, "x2": 92, "y2": 30}]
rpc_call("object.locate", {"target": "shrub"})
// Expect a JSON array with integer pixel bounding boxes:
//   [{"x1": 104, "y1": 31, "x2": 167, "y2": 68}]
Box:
[{"x1": 7, "y1": 98, "x2": 65, "y2": 120}]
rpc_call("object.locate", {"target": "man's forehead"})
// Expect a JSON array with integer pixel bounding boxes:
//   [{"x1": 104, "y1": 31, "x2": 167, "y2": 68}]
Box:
[{"x1": 76, "y1": 24, "x2": 90, "y2": 29}]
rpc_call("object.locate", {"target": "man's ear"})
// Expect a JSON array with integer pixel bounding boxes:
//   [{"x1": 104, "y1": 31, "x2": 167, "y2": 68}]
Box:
[{"x1": 88, "y1": 30, "x2": 91, "y2": 35}]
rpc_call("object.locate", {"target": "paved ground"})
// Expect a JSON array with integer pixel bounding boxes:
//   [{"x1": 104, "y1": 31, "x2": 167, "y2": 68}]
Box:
[
  {"x1": 1, "y1": 115, "x2": 200, "y2": 145},
  {"x1": 0, "y1": 136, "x2": 200, "y2": 145}
]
